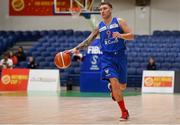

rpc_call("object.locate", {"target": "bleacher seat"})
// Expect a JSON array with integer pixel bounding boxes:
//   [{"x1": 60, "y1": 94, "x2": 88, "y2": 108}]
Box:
[
  {"x1": 136, "y1": 57, "x2": 144, "y2": 62},
  {"x1": 153, "y1": 30, "x2": 162, "y2": 36},
  {"x1": 40, "y1": 30, "x2": 48, "y2": 37},
  {"x1": 46, "y1": 47, "x2": 56, "y2": 52},
  {"x1": 57, "y1": 30, "x2": 65, "y2": 37},
  {"x1": 172, "y1": 63, "x2": 180, "y2": 69},
  {"x1": 74, "y1": 31, "x2": 83, "y2": 37},
  {"x1": 136, "y1": 67, "x2": 144, "y2": 75},
  {"x1": 55, "y1": 47, "x2": 64, "y2": 52},
  {"x1": 49, "y1": 62, "x2": 56, "y2": 69},
  {"x1": 36, "y1": 47, "x2": 46, "y2": 52},
  {"x1": 65, "y1": 30, "x2": 73, "y2": 36},
  {"x1": 130, "y1": 62, "x2": 139, "y2": 68},
  {"x1": 32, "y1": 52, "x2": 41, "y2": 57},
  {"x1": 74, "y1": 67, "x2": 80, "y2": 74},
  {"x1": 60, "y1": 72, "x2": 69, "y2": 86},
  {"x1": 127, "y1": 56, "x2": 134, "y2": 62},
  {"x1": 51, "y1": 42, "x2": 61, "y2": 47},
  {"x1": 39, "y1": 62, "x2": 49, "y2": 68},
  {"x1": 161, "y1": 63, "x2": 172, "y2": 70},
  {"x1": 164, "y1": 57, "x2": 175, "y2": 63},
  {"x1": 175, "y1": 57, "x2": 180, "y2": 63},
  {"x1": 173, "y1": 31, "x2": 180, "y2": 36},
  {"x1": 42, "y1": 42, "x2": 51, "y2": 47},
  {"x1": 45, "y1": 56, "x2": 54, "y2": 62},
  {"x1": 41, "y1": 52, "x2": 50, "y2": 57},
  {"x1": 155, "y1": 57, "x2": 164, "y2": 63},
  {"x1": 71, "y1": 62, "x2": 80, "y2": 67},
  {"x1": 140, "y1": 62, "x2": 147, "y2": 69},
  {"x1": 36, "y1": 57, "x2": 45, "y2": 62},
  {"x1": 18, "y1": 61, "x2": 27, "y2": 68},
  {"x1": 128, "y1": 68, "x2": 136, "y2": 75},
  {"x1": 82, "y1": 31, "x2": 90, "y2": 37},
  {"x1": 48, "y1": 30, "x2": 57, "y2": 37}
]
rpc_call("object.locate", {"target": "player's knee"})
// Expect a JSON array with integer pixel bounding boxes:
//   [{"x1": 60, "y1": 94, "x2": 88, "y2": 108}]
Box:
[
  {"x1": 112, "y1": 89, "x2": 121, "y2": 100},
  {"x1": 112, "y1": 92, "x2": 119, "y2": 101},
  {"x1": 119, "y1": 83, "x2": 127, "y2": 91}
]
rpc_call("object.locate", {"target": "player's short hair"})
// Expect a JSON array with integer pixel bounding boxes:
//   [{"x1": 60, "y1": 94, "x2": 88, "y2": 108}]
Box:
[{"x1": 99, "y1": 2, "x2": 113, "y2": 9}]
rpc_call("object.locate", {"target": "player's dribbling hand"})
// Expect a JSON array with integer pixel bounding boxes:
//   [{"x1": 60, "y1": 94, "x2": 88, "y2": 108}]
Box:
[{"x1": 112, "y1": 32, "x2": 122, "y2": 39}]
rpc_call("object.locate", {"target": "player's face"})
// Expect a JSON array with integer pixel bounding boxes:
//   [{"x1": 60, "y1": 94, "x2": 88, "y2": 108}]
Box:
[{"x1": 99, "y1": 4, "x2": 112, "y2": 19}]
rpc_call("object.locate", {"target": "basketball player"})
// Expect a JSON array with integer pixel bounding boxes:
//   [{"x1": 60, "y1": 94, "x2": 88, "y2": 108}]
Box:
[{"x1": 66, "y1": 2, "x2": 134, "y2": 121}]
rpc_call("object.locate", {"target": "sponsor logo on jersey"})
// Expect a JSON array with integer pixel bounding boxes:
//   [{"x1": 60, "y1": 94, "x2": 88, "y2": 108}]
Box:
[
  {"x1": 110, "y1": 23, "x2": 119, "y2": 29},
  {"x1": 99, "y1": 26, "x2": 107, "y2": 32},
  {"x1": 104, "y1": 68, "x2": 111, "y2": 76},
  {"x1": 104, "y1": 38, "x2": 119, "y2": 45}
]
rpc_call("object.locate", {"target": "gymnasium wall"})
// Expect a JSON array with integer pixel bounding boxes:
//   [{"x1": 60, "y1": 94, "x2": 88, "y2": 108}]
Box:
[
  {"x1": 0, "y1": 0, "x2": 134, "y2": 32},
  {"x1": 151, "y1": 0, "x2": 180, "y2": 31},
  {"x1": 0, "y1": 0, "x2": 180, "y2": 34}
]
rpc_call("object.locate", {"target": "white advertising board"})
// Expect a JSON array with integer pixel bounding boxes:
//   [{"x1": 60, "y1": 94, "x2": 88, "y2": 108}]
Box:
[
  {"x1": 142, "y1": 70, "x2": 175, "y2": 93},
  {"x1": 28, "y1": 69, "x2": 60, "y2": 91}
]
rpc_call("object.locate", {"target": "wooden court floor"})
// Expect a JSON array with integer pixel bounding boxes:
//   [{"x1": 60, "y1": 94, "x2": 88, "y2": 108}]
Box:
[{"x1": 0, "y1": 92, "x2": 180, "y2": 125}]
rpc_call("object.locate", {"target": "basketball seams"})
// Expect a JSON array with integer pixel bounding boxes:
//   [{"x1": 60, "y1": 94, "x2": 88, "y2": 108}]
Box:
[
  {"x1": 54, "y1": 52, "x2": 71, "y2": 69},
  {"x1": 60, "y1": 52, "x2": 65, "y2": 67},
  {"x1": 54, "y1": 53, "x2": 62, "y2": 69}
]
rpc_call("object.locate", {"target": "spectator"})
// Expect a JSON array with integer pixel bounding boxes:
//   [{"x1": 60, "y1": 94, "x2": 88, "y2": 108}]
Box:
[
  {"x1": 147, "y1": 57, "x2": 156, "y2": 70},
  {"x1": 16, "y1": 46, "x2": 26, "y2": 62},
  {"x1": 27, "y1": 56, "x2": 38, "y2": 69},
  {"x1": 9, "y1": 51, "x2": 18, "y2": 66},
  {"x1": 0, "y1": 53, "x2": 13, "y2": 70}
]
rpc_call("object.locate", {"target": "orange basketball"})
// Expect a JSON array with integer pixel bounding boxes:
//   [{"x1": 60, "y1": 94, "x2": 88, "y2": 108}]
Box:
[{"x1": 54, "y1": 52, "x2": 71, "y2": 69}]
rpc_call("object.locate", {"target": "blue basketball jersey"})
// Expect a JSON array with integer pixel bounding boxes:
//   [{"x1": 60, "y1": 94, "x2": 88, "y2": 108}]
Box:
[{"x1": 98, "y1": 17, "x2": 126, "y2": 52}]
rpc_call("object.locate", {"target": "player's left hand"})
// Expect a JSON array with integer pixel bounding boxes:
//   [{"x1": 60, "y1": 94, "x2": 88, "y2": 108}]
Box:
[{"x1": 112, "y1": 32, "x2": 122, "y2": 39}]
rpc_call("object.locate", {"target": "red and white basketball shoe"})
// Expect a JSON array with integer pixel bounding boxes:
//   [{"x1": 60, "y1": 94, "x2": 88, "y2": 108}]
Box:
[{"x1": 120, "y1": 110, "x2": 129, "y2": 121}]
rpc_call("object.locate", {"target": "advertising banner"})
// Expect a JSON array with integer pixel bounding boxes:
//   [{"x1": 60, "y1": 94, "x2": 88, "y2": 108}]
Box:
[
  {"x1": 144, "y1": 76, "x2": 172, "y2": 87},
  {"x1": 9, "y1": 0, "x2": 69, "y2": 16},
  {"x1": 28, "y1": 69, "x2": 60, "y2": 91},
  {"x1": 0, "y1": 68, "x2": 29, "y2": 91},
  {"x1": 142, "y1": 70, "x2": 175, "y2": 93}
]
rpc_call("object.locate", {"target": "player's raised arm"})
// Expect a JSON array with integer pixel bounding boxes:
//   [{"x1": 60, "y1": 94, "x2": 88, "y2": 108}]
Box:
[
  {"x1": 112, "y1": 18, "x2": 134, "y2": 40},
  {"x1": 67, "y1": 28, "x2": 99, "y2": 54}
]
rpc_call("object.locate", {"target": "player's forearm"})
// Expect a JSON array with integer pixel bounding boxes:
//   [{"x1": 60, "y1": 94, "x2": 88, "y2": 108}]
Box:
[
  {"x1": 75, "y1": 30, "x2": 98, "y2": 50},
  {"x1": 75, "y1": 38, "x2": 93, "y2": 50},
  {"x1": 121, "y1": 32, "x2": 134, "y2": 40}
]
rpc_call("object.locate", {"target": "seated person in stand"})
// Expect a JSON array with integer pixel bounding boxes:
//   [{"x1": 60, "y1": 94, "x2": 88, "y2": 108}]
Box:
[
  {"x1": 27, "y1": 56, "x2": 38, "y2": 69},
  {"x1": 147, "y1": 57, "x2": 156, "y2": 70}
]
